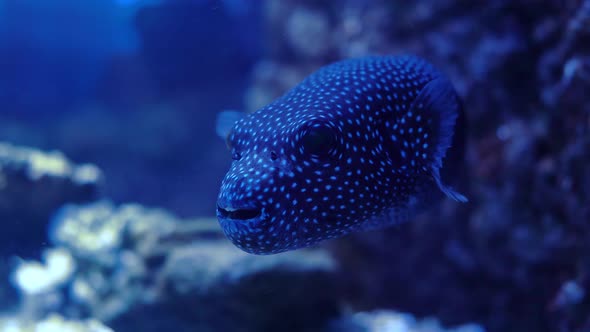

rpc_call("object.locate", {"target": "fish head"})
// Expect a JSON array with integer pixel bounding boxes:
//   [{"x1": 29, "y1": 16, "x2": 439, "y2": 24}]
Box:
[{"x1": 216, "y1": 104, "x2": 379, "y2": 254}]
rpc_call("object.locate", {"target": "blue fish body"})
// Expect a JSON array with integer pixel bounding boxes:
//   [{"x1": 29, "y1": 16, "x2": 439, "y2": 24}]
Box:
[{"x1": 216, "y1": 55, "x2": 467, "y2": 254}]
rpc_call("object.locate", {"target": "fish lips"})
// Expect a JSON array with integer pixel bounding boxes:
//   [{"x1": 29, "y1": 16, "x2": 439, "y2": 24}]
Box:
[
  {"x1": 216, "y1": 204, "x2": 262, "y2": 221},
  {"x1": 216, "y1": 199, "x2": 266, "y2": 233},
  {"x1": 216, "y1": 204, "x2": 274, "y2": 254}
]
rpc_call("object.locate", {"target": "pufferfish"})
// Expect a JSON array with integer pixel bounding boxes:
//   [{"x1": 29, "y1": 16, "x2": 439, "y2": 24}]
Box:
[{"x1": 216, "y1": 55, "x2": 467, "y2": 254}]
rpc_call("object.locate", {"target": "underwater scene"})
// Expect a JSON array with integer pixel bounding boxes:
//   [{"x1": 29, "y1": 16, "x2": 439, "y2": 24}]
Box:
[{"x1": 0, "y1": 0, "x2": 589, "y2": 331}]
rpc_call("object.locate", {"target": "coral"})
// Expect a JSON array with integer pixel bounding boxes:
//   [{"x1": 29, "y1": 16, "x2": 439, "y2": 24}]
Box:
[
  {"x1": 12, "y1": 248, "x2": 75, "y2": 296},
  {"x1": 45, "y1": 201, "x2": 186, "y2": 321},
  {"x1": 0, "y1": 142, "x2": 102, "y2": 255},
  {"x1": 9, "y1": 201, "x2": 342, "y2": 332},
  {"x1": 0, "y1": 314, "x2": 113, "y2": 332},
  {"x1": 328, "y1": 310, "x2": 484, "y2": 332},
  {"x1": 49, "y1": 201, "x2": 178, "y2": 267}
]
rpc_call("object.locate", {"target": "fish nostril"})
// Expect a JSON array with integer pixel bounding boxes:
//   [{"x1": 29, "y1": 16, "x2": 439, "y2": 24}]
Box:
[
  {"x1": 270, "y1": 151, "x2": 278, "y2": 161},
  {"x1": 217, "y1": 205, "x2": 261, "y2": 221}
]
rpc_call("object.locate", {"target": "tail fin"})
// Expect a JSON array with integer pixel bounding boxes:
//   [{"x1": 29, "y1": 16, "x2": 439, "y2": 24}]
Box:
[{"x1": 397, "y1": 77, "x2": 468, "y2": 202}]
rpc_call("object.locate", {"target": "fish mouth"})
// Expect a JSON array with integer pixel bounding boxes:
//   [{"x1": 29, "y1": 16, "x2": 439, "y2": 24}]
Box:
[{"x1": 217, "y1": 205, "x2": 262, "y2": 221}]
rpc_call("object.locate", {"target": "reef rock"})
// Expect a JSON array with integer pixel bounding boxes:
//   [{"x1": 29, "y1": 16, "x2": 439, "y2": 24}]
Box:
[
  {"x1": 13, "y1": 201, "x2": 342, "y2": 332},
  {"x1": 328, "y1": 310, "x2": 484, "y2": 332},
  {"x1": 0, "y1": 314, "x2": 113, "y2": 332},
  {"x1": 0, "y1": 142, "x2": 102, "y2": 255}
]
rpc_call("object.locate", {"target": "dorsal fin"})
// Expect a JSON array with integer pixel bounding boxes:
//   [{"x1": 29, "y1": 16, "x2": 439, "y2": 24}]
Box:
[
  {"x1": 392, "y1": 77, "x2": 468, "y2": 202},
  {"x1": 216, "y1": 110, "x2": 244, "y2": 140}
]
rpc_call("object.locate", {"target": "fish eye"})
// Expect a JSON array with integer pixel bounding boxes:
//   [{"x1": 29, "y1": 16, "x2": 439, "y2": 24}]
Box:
[{"x1": 300, "y1": 124, "x2": 337, "y2": 157}]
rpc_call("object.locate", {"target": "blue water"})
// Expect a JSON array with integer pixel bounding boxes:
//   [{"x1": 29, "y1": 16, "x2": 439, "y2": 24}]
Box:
[{"x1": 0, "y1": 0, "x2": 260, "y2": 217}]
